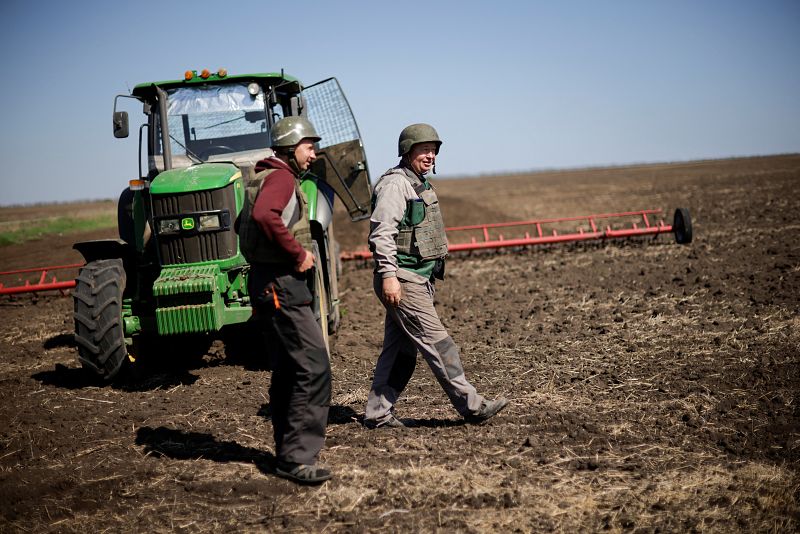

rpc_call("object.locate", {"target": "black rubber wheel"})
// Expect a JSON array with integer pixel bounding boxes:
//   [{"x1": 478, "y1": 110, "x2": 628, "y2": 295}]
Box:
[
  {"x1": 673, "y1": 207, "x2": 693, "y2": 244},
  {"x1": 73, "y1": 259, "x2": 129, "y2": 381},
  {"x1": 310, "y1": 242, "x2": 330, "y2": 354},
  {"x1": 328, "y1": 240, "x2": 342, "y2": 334}
]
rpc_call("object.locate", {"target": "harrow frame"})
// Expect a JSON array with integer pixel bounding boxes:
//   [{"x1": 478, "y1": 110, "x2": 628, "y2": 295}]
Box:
[
  {"x1": 0, "y1": 208, "x2": 691, "y2": 295},
  {"x1": 340, "y1": 208, "x2": 692, "y2": 261}
]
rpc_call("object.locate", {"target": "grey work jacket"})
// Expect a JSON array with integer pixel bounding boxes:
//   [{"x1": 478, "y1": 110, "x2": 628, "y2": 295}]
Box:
[{"x1": 369, "y1": 165, "x2": 439, "y2": 284}]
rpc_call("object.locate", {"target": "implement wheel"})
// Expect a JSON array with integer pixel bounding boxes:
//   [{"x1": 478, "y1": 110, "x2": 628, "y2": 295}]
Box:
[
  {"x1": 673, "y1": 208, "x2": 693, "y2": 244},
  {"x1": 73, "y1": 259, "x2": 129, "y2": 381}
]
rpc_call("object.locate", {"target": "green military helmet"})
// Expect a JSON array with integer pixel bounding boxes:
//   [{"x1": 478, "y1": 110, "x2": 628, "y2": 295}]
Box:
[
  {"x1": 398, "y1": 123, "x2": 442, "y2": 157},
  {"x1": 270, "y1": 116, "x2": 321, "y2": 148}
]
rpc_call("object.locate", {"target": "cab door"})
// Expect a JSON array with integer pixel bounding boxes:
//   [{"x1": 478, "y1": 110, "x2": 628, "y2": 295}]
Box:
[{"x1": 302, "y1": 78, "x2": 372, "y2": 221}]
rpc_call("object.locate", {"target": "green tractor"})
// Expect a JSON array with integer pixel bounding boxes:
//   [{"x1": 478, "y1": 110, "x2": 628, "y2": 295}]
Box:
[{"x1": 73, "y1": 68, "x2": 372, "y2": 381}]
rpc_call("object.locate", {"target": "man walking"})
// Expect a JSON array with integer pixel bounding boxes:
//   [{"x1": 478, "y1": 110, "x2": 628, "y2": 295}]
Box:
[{"x1": 364, "y1": 123, "x2": 508, "y2": 428}]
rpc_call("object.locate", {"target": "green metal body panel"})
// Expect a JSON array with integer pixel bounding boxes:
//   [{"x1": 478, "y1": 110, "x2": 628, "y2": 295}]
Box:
[
  {"x1": 125, "y1": 172, "x2": 320, "y2": 337},
  {"x1": 152, "y1": 265, "x2": 224, "y2": 334},
  {"x1": 150, "y1": 164, "x2": 240, "y2": 195},
  {"x1": 300, "y1": 177, "x2": 319, "y2": 220}
]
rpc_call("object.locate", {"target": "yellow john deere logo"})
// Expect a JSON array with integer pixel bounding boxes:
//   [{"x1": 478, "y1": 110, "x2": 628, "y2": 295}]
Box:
[{"x1": 181, "y1": 217, "x2": 195, "y2": 230}]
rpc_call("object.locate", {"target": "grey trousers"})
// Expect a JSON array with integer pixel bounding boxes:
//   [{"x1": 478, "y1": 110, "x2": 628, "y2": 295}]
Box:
[
  {"x1": 365, "y1": 275, "x2": 484, "y2": 424},
  {"x1": 250, "y1": 264, "x2": 331, "y2": 466}
]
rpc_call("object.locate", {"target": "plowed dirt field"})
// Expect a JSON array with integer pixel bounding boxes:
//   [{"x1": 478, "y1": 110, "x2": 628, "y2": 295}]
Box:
[{"x1": 1, "y1": 155, "x2": 798, "y2": 532}]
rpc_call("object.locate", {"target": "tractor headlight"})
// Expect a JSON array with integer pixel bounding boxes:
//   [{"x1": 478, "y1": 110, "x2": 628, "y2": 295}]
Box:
[
  {"x1": 198, "y1": 214, "x2": 221, "y2": 231},
  {"x1": 158, "y1": 218, "x2": 181, "y2": 234}
]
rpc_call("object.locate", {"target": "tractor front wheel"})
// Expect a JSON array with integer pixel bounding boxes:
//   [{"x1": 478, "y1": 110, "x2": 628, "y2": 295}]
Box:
[{"x1": 73, "y1": 259, "x2": 129, "y2": 381}]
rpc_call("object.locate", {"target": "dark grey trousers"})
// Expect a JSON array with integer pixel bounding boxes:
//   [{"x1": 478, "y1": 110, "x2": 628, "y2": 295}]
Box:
[
  {"x1": 365, "y1": 275, "x2": 484, "y2": 424},
  {"x1": 250, "y1": 264, "x2": 331, "y2": 465}
]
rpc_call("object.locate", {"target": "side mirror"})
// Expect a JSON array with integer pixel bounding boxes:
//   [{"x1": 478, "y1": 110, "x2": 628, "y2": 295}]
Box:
[{"x1": 113, "y1": 111, "x2": 129, "y2": 139}]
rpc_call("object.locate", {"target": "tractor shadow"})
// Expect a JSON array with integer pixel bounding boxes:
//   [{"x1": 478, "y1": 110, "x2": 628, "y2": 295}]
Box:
[
  {"x1": 135, "y1": 426, "x2": 275, "y2": 475},
  {"x1": 42, "y1": 333, "x2": 75, "y2": 350},
  {"x1": 32, "y1": 362, "x2": 200, "y2": 391}
]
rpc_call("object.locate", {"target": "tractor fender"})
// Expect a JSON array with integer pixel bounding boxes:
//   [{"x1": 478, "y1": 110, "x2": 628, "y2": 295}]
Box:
[
  {"x1": 313, "y1": 191, "x2": 334, "y2": 231},
  {"x1": 73, "y1": 239, "x2": 132, "y2": 263}
]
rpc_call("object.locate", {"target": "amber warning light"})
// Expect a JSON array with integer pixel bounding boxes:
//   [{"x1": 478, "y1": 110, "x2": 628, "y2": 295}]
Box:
[
  {"x1": 184, "y1": 68, "x2": 227, "y2": 81},
  {"x1": 129, "y1": 179, "x2": 146, "y2": 191}
]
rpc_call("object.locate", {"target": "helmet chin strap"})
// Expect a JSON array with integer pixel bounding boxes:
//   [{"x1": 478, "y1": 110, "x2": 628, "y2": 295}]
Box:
[{"x1": 287, "y1": 147, "x2": 302, "y2": 174}]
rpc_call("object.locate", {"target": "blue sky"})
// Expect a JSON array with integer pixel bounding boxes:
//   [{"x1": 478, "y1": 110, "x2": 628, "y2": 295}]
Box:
[{"x1": 1, "y1": 0, "x2": 798, "y2": 206}]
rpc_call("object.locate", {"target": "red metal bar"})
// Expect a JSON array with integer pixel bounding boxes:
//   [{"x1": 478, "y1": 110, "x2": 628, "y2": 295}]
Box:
[
  {"x1": 339, "y1": 209, "x2": 675, "y2": 261},
  {"x1": 2, "y1": 210, "x2": 680, "y2": 292},
  {"x1": 0, "y1": 263, "x2": 82, "y2": 296}
]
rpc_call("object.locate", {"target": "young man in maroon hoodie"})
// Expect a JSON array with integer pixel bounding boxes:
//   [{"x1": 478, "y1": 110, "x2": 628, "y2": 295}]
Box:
[{"x1": 236, "y1": 116, "x2": 331, "y2": 484}]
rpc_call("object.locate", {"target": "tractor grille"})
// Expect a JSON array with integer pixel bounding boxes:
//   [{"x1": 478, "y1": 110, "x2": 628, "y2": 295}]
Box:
[{"x1": 152, "y1": 184, "x2": 238, "y2": 265}]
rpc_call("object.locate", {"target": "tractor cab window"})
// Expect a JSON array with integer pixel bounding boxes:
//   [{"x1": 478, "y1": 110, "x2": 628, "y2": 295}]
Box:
[{"x1": 156, "y1": 83, "x2": 271, "y2": 166}]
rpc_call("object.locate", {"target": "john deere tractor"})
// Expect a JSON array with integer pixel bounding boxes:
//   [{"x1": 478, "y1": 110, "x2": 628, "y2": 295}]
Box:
[{"x1": 73, "y1": 69, "x2": 371, "y2": 380}]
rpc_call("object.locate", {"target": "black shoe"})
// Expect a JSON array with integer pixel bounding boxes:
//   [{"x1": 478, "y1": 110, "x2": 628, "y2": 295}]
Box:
[
  {"x1": 464, "y1": 397, "x2": 509, "y2": 424},
  {"x1": 275, "y1": 460, "x2": 332, "y2": 485},
  {"x1": 364, "y1": 414, "x2": 407, "y2": 429}
]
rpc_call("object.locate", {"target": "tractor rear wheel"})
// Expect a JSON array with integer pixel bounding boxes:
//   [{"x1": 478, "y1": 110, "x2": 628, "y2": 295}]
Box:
[
  {"x1": 314, "y1": 253, "x2": 330, "y2": 354},
  {"x1": 73, "y1": 259, "x2": 129, "y2": 381},
  {"x1": 310, "y1": 242, "x2": 330, "y2": 354}
]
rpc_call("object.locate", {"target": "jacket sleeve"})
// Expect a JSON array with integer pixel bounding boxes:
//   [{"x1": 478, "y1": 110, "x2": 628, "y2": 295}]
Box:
[
  {"x1": 368, "y1": 178, "x2": 408, "y2": 277},
  {"x1": 251, "y1": 169, "x2": 307, "y2": 265}
]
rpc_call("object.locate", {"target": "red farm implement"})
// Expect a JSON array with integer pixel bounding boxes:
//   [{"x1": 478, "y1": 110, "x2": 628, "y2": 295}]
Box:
[
  {"x1": 0, "y1": 208, "x2": 691, "y2": 295},
  {"x1": 340, "y1": 207, "x2": 692, "y2": 261},
  {"x1": 0, "y1": 263, "x2": 83, "y2": 296}
]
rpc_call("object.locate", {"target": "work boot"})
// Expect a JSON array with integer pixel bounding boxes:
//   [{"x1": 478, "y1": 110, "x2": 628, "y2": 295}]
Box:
[
  {"x1": 363, "y1": 414, "x2": 406, "y2": 429},
  {"x1": 464, "y1": 397, "x2": 509, "y2": 424},
  {"x1": 275, "y1": 460, "x2": 332, "y2": 485}
]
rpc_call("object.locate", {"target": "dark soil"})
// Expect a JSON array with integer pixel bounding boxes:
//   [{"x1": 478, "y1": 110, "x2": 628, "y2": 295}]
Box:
[{"x1": 1, "y1": 155, "x2": 798, "y2": 532}]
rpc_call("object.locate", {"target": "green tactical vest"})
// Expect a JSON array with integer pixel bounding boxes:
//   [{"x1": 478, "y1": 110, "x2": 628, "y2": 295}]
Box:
[
  {"x1": 395, "y1": 174, "x2": 449, "y2": 261},
  {"x1": 237, "y1": 168, "x2": 313, "y2": 265}
]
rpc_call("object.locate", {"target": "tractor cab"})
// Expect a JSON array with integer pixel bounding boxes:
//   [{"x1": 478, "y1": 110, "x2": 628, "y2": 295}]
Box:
[{"x1": 117, "y1": 70, "x2": 371, "y2": 219}]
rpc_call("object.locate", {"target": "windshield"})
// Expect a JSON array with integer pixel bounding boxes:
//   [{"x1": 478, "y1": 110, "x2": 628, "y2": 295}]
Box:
[{"x1": 156, "y1": 83, "x2": 271, "y2": 164}]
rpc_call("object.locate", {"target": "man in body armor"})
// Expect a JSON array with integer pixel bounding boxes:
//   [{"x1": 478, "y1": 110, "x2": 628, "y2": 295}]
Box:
[
  {"x1": 237, "y1": 116, "x2": 332, "y2": 484},
  {"x1": 364, "y1": 123, "x2": 509, "y2": 428}
]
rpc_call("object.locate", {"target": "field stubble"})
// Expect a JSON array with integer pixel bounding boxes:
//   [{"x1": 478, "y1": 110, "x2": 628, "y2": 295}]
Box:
[{"x1": 0, "y1": 155, "x2": 798, "y2": 532}]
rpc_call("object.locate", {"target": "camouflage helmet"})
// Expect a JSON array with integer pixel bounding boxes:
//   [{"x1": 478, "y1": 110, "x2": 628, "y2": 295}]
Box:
[
  {"x1": 398, "y1": 123, "x2": 442, "y2": 157},
  {"x1": 270, "y1": 116, "x2": 321, "y2": 148}
]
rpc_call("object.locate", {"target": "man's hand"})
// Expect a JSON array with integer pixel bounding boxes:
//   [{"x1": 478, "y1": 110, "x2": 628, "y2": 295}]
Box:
[
  {"x1": 296, "y1": 249, "x2": 315, "y2": 272},
  {"x1": 382, "y1": 276, "x2": 402, "y2": 307}
]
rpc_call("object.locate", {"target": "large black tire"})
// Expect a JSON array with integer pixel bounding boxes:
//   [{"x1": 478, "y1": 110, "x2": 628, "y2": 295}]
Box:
[
  {"x1": 328, "y1": 239, "x2": 342, "y2": 334},
  {"x1": 73, "y1": 259, "x2": 129, "y2": 381},
  {"x1": 673, "y1": 207, "x2": 693, "y2": 244},
  {"x1": 315, "y1": 263, "x2": 331, "y2": 354},
  {"x1": 310, "y1": 242, "x2": 330, "y2": 354}
]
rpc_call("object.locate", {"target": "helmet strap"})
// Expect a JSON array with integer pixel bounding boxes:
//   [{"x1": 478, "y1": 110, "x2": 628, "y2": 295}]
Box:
[{"x1": 287, "y1": 147, "x2": 302, "y2": 174}]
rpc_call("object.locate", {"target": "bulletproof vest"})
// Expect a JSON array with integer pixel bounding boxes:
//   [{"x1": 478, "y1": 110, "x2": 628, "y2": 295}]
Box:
[
  {"x1": 394, "y1": 172, "x2": 448, "y2": 260},
  {"x1": 237, "y1": 168, "x2": 313, "y2": 264}
]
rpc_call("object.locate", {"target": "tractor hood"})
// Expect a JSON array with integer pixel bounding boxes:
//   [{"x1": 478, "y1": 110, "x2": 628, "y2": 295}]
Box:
[{"x1": 150, "y1": 163, "x2": 241, "y2": 195}]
